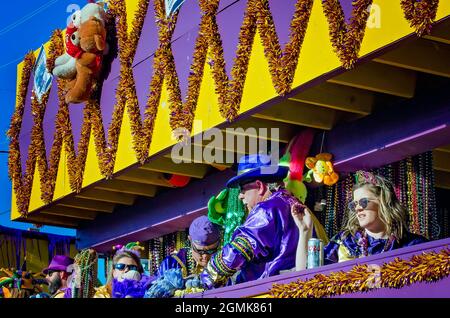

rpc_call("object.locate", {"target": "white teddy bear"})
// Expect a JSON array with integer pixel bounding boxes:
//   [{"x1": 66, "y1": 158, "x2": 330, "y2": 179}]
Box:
[{"x1": 52, "y1": 2, "x2": 107, "y2": 80}]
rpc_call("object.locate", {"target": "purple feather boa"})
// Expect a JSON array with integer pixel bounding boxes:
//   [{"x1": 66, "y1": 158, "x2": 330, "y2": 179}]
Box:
[{"x1": 111, "y1": 275, "x2": 154, "y2": 298}]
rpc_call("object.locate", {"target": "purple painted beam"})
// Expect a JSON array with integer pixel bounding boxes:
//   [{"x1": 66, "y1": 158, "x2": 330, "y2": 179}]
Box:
[
  {"x1": 323, "y1": 78, "x2": 450, "y2": 173},
  {"x1": 77, "y1": 168, "x2": 235, "y2": 251},
  {"x1": 187, "y1": 237, "x2": 450, "y2": 298}
]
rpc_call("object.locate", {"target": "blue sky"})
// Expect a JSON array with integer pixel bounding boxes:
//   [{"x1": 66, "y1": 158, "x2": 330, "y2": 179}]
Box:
[{"x1": 0, "y1": 0, "x2": 91, "y2": 236}]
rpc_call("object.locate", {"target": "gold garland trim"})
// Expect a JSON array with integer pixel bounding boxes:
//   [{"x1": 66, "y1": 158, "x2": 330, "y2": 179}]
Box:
[
  {"x1": 7, "y1": 52, "x2": 35, "y2": 215},
  {"x1": 270, "y1": 248, "x2": 450, "y2": 298},
  {"x1": 8, "y1": 0, "x2": 442, "y2": 216},
  {"x1": 322, "y1": 0, "x2": 373, "y2": 69},
  {"x1": 401, "y1": 0, "x2": 439, "y2": 36}
]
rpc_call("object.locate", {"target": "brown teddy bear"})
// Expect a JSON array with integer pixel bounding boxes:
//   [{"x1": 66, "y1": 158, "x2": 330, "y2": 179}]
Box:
[{"x1": 65, "y1": 16, "x2": 106, "y2": 104}]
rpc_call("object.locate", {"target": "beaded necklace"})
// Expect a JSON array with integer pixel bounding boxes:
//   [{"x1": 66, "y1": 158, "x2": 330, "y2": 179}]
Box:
[
  {"x1": 73, "y1": 249, "x2": 97, "y2": 298},
  {"x1": 356, "y1": 231, "x2": 395, "y2": 257},
  {"x1": 186, "y1": 247, "x2": 195, "y2": 276}
]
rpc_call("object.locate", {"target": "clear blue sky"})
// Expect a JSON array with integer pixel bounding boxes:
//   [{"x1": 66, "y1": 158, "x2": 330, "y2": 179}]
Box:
[{"x1": 0, "y1": 0, "x2": 92, "y2": 236}]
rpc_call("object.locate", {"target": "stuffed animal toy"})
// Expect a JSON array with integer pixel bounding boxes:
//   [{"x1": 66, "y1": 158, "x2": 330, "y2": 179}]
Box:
[
  {"x1": 304, "y1": 153, "x2": 339, "y2": 186},
  {"x1": 81, "y1": 2, "x2": 106, "y2": 26},
  {"x1": 52, "y1": 2, "x2": 106, "y2": 81},
  {"x1": 65, "y1": 16, "x2": 106, "y2": 104},
  {"x1": 52, "y1": 24, "x2": 82, "y2": 79}
]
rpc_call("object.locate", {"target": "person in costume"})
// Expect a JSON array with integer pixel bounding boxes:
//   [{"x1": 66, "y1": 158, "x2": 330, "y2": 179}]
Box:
[
  {"x1": 144, "y1": 216, "x2": 222, "y2": 298},
  {"x1": 43, "y1": 255, "x2": 74, "y2": 298},
  {"x1": 199, "y1": 151, "x2": 328, "y2": 289},
  {"x1": 292, "y1": 171, "x2": 428, "y2": 270},
  {"x1": 94, "y1": 243, "x2": 152, "y2": 298},
  {"x1": 156, "y1": 216, "x2": 221, "y2": 279}
]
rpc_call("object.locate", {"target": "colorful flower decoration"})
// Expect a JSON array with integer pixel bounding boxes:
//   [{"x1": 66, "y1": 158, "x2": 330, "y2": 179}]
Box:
[{"x1": 304, "y1": 153, "x2": 339, "y2": 186}]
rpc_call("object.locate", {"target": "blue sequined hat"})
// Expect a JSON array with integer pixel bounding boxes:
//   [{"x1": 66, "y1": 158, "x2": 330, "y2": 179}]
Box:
[{"x1": 226, "y1": 153, "x2": 289, "y2": 188}]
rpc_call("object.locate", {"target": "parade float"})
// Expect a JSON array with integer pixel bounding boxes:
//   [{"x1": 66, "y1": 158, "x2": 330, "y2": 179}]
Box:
[{"x1": 7, "y1": 0, "x2": 450, "y2": 297}]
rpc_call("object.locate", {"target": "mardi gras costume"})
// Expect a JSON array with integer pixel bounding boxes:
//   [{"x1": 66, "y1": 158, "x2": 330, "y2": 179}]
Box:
[
  {"x1": 324, "y1": 230, "x2": 427, "y2": 264},
  {"x1": 202, "y1": 188, "x2": 311, "y2": 288},
  {"x1": 156, "y1": 248, "x2": 199, "y2": 278},
  {"x1": 146, "y1": 216, "x2": 221, "y2": 297},
  {"x1": 42, "y1": 255, "x2": 75, "y2": 298},
  {"x1": 94, "y1": 242, "x2": 152, "y2": 298},
  {"x1": 325, "y1": 170, "x2": 428, "y2": 264},
  {"x1": 0, "y1": 267, "x2": 48, "y2": 298}
]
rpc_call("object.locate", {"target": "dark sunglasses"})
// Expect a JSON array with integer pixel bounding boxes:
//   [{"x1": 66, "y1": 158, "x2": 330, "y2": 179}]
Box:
[
  {"x1": 348, "y1": 197, "x2": 377, "y2": 212},
  {"x1": 114, "y1": 263, "x2": 139, "y2": 271},
  {"x1": 191, "y1": 244, "x2": 218, "y2": 256},
  {"x1": 239, "y1": 182, "x2": 259, "y2": 194},
  {"x1": 46, "y1": 270, "x2": 61, "y2": 276}
]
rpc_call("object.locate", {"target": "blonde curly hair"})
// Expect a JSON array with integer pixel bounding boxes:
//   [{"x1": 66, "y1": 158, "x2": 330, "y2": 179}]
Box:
[{"x1": 343, "y1": 172, "x2": 409, "y2": 240}]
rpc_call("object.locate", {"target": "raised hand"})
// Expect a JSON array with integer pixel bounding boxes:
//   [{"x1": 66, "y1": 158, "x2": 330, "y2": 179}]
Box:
[{"x1": 291, "y1": 202, "x2": 313, "y2": 233}]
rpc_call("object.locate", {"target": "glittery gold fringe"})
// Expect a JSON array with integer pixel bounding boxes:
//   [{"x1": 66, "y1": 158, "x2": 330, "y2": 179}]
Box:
[
  {"x1": 401, "y1": 0, "x2": 439, "y2": 37},
  {"x1": 270, "y1": 248, "x2": 450, "y2": 298},
  {"x1": 8, "y1": 0, "x2": 441, "y2": 216}
]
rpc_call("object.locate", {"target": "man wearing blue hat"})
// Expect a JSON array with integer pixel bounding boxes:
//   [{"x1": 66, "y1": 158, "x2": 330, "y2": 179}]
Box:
[{"x1": 199, "y1": 153, "x2": 306, "y2": 288}]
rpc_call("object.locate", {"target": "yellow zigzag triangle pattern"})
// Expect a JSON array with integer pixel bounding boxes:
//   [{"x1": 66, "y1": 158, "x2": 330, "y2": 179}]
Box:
[{"x1": 10, "y1": 0, "x2": 449, "y2": 218}]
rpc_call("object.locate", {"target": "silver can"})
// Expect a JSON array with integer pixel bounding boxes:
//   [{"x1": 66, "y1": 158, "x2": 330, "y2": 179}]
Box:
[{"x1": 307, "y1": 238, "x2": 324, "y2": 269}]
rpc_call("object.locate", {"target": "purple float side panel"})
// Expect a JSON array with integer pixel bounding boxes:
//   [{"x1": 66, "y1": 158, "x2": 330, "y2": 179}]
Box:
[
  {"x1": 133, "y1": 57, "x2": 154, "y2": 118},
  {"x1": 133, "y1": 0, "x2": 158, "y2": 66},
  {"x1": 99, "y1": 77, "x2": 120, "y2": 137},
  {"x1": 335, "y1": 125, "x2": 450, "y2": 172},
  {"x1": 268, "y1": 0, "x2": 298, "y2": 48},
  {"x1": 216, "y1": 0, "x2": 247, "y2": 78},
  {"x1": 173, "y1": 0, "x2": 202, "y2": 40},
  {"x1": 339, "y1": 0, "x2": 355, "y2": 24},
  {"x1": 172, "y1": 27, "x2": 199, "y2": 101},
  {"x1": 67, "y1": 103, "x2": 86, "y2": 155},
  {"x1": 335, "y1": 279, "x2": 450, "y2": 298},
  {"x1": 188, "y1": 238, "x2": 450, "y2": 298},
  {"x1": 77, "y1": 168, "x2": 235, "y2": 250},
  {"x1": 18, "y1": 74, "x2": 36, "y2": 170},
  {"x1": 324, "y1": 87, "x2": 450, "y2": 172},
  {"x1": 42, "y1": 78, "x2": 60, "y2": 162}
]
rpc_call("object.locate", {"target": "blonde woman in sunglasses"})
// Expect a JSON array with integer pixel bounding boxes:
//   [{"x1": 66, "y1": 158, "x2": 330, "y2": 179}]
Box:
[{"x1": 292, "y1": 171, "x2": 427, "y2": 270}]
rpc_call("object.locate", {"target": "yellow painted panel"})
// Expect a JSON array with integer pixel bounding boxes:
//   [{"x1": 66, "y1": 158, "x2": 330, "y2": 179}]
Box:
[
  {"x1": 29, "y1": 161, "x2": 46, "y2": 212},
  {"x1": 53, "y1": 144, "x2": 72, "y2": 201},
  {"x1": 436, "y1": 0, "x2": 450, "y2": 20},
  {"x1": 239, "y1": 30, "x2": 277, "y2": 115},
  {"x1": 193, "y1": 50, "x2": 224, "y2": 133},
  {"x1": 11, "y1": 186, "x2": 20, "y2": 220},
  {"x1": 82, "y1": 128, "x2": 105, "y2": 188},
  {"x1": 16, "y1": 61, "x2": 24, "y2": 102},
  {"x1": 292, "y1": 0, "x2": 341, "y2": 87},
  {"x1": 12, "y1": 0, "x2": 449, "y2": 219},
  {"x1": 114, "y1": 105, "x2": 139, "y2": 173},
  {"x1": 125, "y1": 0, "x2": 140, "y2": 31},
  {"x1": 149, "y1": 81, "x2": 177, "y2": 156},
  {"x1": 360, "y1": 0, "x2": 414, "y2": 57}
]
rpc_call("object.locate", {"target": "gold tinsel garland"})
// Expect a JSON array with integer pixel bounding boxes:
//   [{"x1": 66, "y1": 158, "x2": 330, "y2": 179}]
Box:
[
  {"x1": 322, "y1": 0, "x2": 373, "y2": 69},
  {"x1": 7, "y1": 52, "x2": 35, "y2": 215},
  {"x1": 270, "y1": 248, "x2": 450, "y2": 298},
  {"x1": 8, "y1": 0, "x2": 441, "y2": 216},
  {"x1": 401, "y1": 0, "x2": 439, "y2": 36}
]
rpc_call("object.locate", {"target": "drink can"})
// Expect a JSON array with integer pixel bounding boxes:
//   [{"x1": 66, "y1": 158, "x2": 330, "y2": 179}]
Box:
[{"x1": 307, "y1": 238, "x2": 323, "y2": 269}]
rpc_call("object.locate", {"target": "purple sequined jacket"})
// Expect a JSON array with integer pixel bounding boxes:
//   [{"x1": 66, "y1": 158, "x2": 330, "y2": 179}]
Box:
[{"x1": 200, "y1": 189, "x2": 300, "y2": 289}]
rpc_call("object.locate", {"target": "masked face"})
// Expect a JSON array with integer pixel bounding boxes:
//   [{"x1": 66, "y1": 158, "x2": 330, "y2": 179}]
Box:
[{"x1": 117, "y1": 270, "x2": 141, "y2": 282}]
